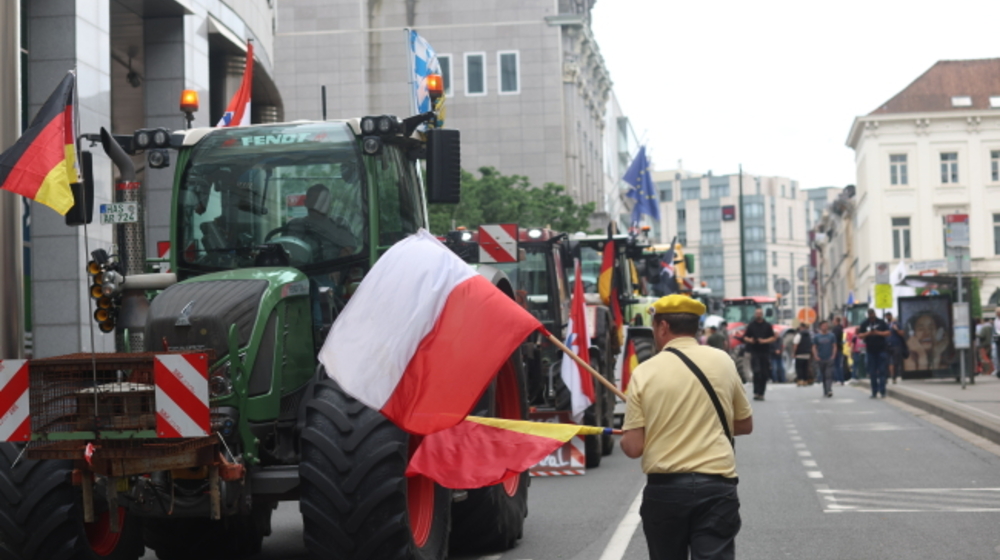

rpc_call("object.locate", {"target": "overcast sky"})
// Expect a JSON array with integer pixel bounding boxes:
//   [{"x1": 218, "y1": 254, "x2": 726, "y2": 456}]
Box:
[{"x1": 591, "y1": 0, "x2": 1000, "y2": 189}]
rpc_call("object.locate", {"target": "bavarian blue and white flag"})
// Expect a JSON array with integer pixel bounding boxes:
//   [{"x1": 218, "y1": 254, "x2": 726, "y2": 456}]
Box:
[{"x1": 409, "y1": 30, "x2": 442, "y2": 119}]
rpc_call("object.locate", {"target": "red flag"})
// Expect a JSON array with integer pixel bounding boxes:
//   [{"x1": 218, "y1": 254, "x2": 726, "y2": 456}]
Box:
[
  {"x1": 217, "y1": 41, "x2": 253, "y2": 127},
  {"x1": 561, "y1": 259, "x2": 594, "y2": 421},
  {"x1": 0, "y1": 71, "x2": 78, "y2": 214},
  {"x1": 84, "y1": 443, "x2": 95, "y2": 465},
  {"x1": 621, "y1": 338, "x2": 638, "y2": 393},
  {"x1": 405, "y1": 416, "x2": 608, "y2": 489},
  {"x1": 319, "y1": 231, "x2": 543, "y2": 435}
]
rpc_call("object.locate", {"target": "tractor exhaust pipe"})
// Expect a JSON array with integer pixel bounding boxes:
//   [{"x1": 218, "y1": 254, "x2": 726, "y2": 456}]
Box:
[{"x1": 100, "y1": 127, "x2": 146, "y2": 352}]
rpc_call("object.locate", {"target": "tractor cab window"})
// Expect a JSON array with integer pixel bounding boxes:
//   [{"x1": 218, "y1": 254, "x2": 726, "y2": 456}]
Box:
[
  {"x1": 176, "y1": 122, "x2": 366, "y2": 272},
  {"x1": 494, "y1": 249, "x2": 556, "y2": 323},
  {"x1": 366, "y1": 144, "x2": 425, "y2": 247},
  {"x1": 724, "y1": 304, "x2": 756, "y2": 325}
]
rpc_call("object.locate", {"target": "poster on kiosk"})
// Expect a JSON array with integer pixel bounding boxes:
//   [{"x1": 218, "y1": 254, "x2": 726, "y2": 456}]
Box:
[{"x1": 898, "y1": 295, "x2": 956, "y2": 379}]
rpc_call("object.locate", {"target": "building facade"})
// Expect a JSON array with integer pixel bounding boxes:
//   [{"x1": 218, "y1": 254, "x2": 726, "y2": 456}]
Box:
[
  {"x1": 653, "y1": 169, "x2": 832, "y2": 315},
  {"x1": 274, "y1": 0, "x2": 612, "y2": 210},
  {"x1": 6, "y1": 0, "x2": 283, "y2": 358},
  {"x1": 847, "y1": 59, "x2": 1000, "y2": 308},
  {"x1": 810, "y1": 186, "x2": 858, "y2": 319},
  {"x1": 601, "y1": 91, "x2": 641, "y2": 231}
]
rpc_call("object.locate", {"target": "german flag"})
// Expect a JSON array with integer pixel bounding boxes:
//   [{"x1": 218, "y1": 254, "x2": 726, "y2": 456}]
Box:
[
  {"x1": 621, "y1": 337, "x2": 639, "y2": 393},
  {"x1": 598, "y1": 239, "x2": 624, "y2": 343},
  {"x1": 0, "y1": 72, "x2": 78, "y2": 215}
]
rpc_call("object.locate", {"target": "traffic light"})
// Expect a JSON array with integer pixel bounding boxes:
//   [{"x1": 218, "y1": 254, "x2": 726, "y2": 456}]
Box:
[{"x1": 87, "y1": 251, "x2": 120, "y2": 333}]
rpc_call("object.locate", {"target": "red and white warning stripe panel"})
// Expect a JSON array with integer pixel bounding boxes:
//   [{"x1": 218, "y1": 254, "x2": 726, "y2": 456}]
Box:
[
  {"x1": 478, "y1": 224, "x2": 519, "y2": 263},
  {"x1": 0, "y1": 360, "x2": 30, "y2": 442},
  {"x1": 156, "y1": 241, "x2": 171, "y2": 273},
  {"x1": 529, "y1": 432, "x2": 587, "y2": 477},
  {"x1": 531, "y1": 469, "x2": 585, "y2": 477},
  {"x1": 154, "y1": 354, "x2": 210, "y2": 438}
]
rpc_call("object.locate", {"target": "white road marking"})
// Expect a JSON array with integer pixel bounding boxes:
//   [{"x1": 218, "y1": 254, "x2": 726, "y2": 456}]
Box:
[
  {"x1": 787, "y1": 430, "x2": 798, "y2": 434},
  {"x1": 802, "y1": 460, "x2": 817, "y2": 467},
  {"x1": 807, "y1": 471, "x2": 824, "y2": 479},
  {"x1": 598, "y1": 487, "x2": 644, "y2": 560},
  {"x1": 834, "y1": 422, "x2": 921, "y2": 432},
  {"x1": 797, "y1": 451, "x2": 812, "y2": 457},
  {"x1": 791, "y1": 436, "x2": 802, "y2": 441},
  {"x1": 793, "y1": 443, "x2": 807, "y2": 448}
]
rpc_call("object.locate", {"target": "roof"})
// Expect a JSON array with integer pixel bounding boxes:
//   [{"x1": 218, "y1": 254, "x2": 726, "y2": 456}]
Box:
[{"x1": 869, "y1": 58, "x2": 1000, "y2": 115}]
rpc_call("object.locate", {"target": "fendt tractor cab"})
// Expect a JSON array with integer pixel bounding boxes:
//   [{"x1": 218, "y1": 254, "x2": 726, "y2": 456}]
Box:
[
  {"x1": 0, "y1": 111, "x2": 532, "y2": 560},
  {"x1": 443, "y1": 226, "x2": 615, "y2": 468}
]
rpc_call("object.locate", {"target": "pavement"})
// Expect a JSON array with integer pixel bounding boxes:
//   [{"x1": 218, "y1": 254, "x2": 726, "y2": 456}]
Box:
[{"x1": 854, "y1": 371, "x2": 1000, "y2": 447}]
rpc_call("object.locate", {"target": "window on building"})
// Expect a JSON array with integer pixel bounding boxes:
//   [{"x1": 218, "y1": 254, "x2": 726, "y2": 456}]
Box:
[
  {"x1": 781, "y1": 185, "x2": 786, "y2": 197},
  {"x1": 770, "y1": 199, "x2": 777, "y2": 242},
  {"x1": 791, "y1": 184, "x2": 796, "y2": 198},
  {"x1": 992, "y1": 151, "x2": 1000, "y2": 182},
  {"x1": 892, "y1": 217, "x2": 911, "y2": 259},
  {"x1": 677, "y1": 209, "x2": 686, "y2": 224},
  {"x1": 710, "y1": 184, "x2": 730, "y2": 198},
  {"x1": 745, "y1": 226, "x2": 765, "y2": 241},
  {"x1": 707, "y1": 276, "x2": 724, "y2": 294},
  {"x1": 497, "y1": 51, "x2": 519, "y2": 94},
  {"x1": 658, "y1": 181, "x2": 673, "y2": 202},
  {"x1": 772, "y1": 251, "x2": 778, "y2": 266},
  {"x1": 746, "y1": 249, "x2": 766, "y2": 265},
  {"x1": 743, "y1": 202, "x2": 763, "y2": 218},
  {"x1": 747, "y1": 274, "x2": 767, "y2": 291},
  {"x1": 700, "y1": 207, "x2": 718, "y2": 223},
  {"x1": 788, "y1": 207, "x2": 794, "y2": 240},
  {"x1": 994, "y1": 214, "x2": 1000, "y2": 255},
  {"x1": 438, "y1": 54, "x2": 453, "y2": 96},
  {"x1": 890, "y1": 154, "x2": 908, "y2": 185},
  {"x1": 940, "y1": 152, "x2": 958, "y2": 183},
  {"x1": 465, "y1": 52, "x2": 486, "y2": 96},
  {"x1": 702, "y1": 231, "x2": 722, "y2": 245},
  {"x1": 682, "y1": 185, "x2": 700, "y2": 200},
  {"x1": 678, "y1": 234, "x2": 687, "y2": 245},
  {"x1": 701, "y1": 252, "x2": 723, "y2": 268}
]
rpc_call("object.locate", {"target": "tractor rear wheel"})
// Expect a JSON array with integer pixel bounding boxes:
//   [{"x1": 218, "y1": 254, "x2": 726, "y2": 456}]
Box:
[
  {"x1": 450, "y1": 352, "x2": 529, "y2": 553},
  {"x1": 0, "y1": 444, "x2": 144, "y2": 560},
  {"x1": 299, "y1": 379, "x2": 450, "y2": 560}
]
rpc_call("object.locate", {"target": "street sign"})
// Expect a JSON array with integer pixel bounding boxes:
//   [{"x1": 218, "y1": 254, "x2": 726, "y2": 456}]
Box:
[
  {"x1": 953, "y1": 302, "x2": 971, "y2": 350},
  {"x1": 875, "y1": 262, "x2": 890, "y2": 285},
  {"x1": 945, "y1": 214, "x2": 969, "y2": 248},
  {"x1": 99, "y1": 203, "x2": 138, "y2": 224},
  {"x1": 722, "y1": 205, "x2": 736, "y2": 221},
  {"x1": 774, "y1": 277, "x2": 791, "y2": 296},
  {"x1": 907, "y1": 259, "x2": 947, "y2": 274},
  {"x1": 947, "y1": 246, "x2": 971, "y2": 273},
  {"x1": 796, "y1": 307, "x2": 817, "y2": 325},
  {"x1": 874, "y1": 284, "x2": 893, "y2": 309}
]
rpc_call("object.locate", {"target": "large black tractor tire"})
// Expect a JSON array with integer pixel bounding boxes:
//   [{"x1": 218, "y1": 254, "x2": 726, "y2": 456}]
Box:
[
  {"x1": 450, "y1": 352, "x2": 529, "y2": 553},
  {"x1": 142, "y1": 503, "x2": 271, "y2": 560},
  {"x1": 633, "y1": 337, "x2": 656, "y2": 364},
  {"x1": 0, "y1": 444, "x2": 144, "y2": 560},
  {"x1": 299, "y1": 379, "x2": 451, "y2": 560}
]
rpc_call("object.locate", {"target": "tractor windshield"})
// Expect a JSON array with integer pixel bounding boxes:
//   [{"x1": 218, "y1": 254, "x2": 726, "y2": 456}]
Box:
[
  {"x1": 493, "y1": 249, "x2": 561, "y2": 323},
  {"x1": 176, "y1": 122, "x2": 366, "y2": 272},
  {"x1": 723, "y1": 303, "x2": 758, "y2": 325}
]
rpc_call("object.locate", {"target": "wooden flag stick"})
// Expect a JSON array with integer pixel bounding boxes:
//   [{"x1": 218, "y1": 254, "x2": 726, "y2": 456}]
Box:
[{"x1": 546, "y1": 333, "x2": 628, "y2": 402}]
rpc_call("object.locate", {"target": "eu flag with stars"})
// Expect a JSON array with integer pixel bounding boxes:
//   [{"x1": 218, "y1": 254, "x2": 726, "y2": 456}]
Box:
[{"x1": 624, "y1": 146, "x2": 659, "y2": 223}]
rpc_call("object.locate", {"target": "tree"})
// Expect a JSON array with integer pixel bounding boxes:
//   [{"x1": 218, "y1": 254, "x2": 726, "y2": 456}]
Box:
[{"x1": 428, "y1": 167, "x2": 596, "y2": 235}]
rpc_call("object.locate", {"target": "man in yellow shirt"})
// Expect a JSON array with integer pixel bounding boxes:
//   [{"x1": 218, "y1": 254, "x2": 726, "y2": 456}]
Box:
[{"x1": 622, "y1": 294, "x2": 754, "y2": 560}]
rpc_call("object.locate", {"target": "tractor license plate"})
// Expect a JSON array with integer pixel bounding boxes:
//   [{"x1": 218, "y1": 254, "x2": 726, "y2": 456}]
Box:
[{"x1": 100, "y1": 203, "x2": 138, "y2": 224}]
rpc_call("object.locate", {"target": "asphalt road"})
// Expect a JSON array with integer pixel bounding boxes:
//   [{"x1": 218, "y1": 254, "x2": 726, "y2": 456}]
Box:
[{"x1": 140, "y1": 381, "x2": 1000, "y2": 559}]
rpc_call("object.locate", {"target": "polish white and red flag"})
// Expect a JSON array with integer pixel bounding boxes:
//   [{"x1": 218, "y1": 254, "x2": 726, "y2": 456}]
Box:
[
  {"x1": 216, "y1": 41, "x2": 253, "y2": 127},
  {"x1": 318, "y1": 230, "x2": 542, "y2": 435},
  {"x1": 561, "y1": 259, "x2": 595, "y2": 422}
]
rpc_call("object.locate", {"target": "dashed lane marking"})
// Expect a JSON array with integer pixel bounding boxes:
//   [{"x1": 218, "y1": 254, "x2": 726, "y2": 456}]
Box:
[
  {"x1": 797, "y1": 451, "x2": 812, "y2": 457},
  {"x1": 597, "y1": 487, "x2": 644, "y2": 560},
  {"x1": 807, "y1": 471, "x2": 824, "y2": 479},
  {"x1": 818, "y1": 488, "x2": 1000, "y2": 513},
  {"x1": 802, "y1": 460, "x2": 817, "y2": 467}
]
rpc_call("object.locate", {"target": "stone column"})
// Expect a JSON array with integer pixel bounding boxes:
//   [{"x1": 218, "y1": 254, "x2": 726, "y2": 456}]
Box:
[{"x1": 27, "y1": 0, "x2": 115, "y2": 358}]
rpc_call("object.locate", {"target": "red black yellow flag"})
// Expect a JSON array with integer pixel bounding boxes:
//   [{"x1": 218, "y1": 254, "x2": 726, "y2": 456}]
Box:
[{"x1": 0, "y1": 71, "x2": 78, "y2": 215}]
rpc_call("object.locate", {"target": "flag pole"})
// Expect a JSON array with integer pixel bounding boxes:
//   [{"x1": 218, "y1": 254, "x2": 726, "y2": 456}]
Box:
[{"x1": 545, "y1": 333, "x2": 628, "y2": 401}]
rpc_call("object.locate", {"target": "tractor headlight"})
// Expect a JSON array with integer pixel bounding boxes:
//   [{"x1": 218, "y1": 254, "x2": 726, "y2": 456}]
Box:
[
  {"x1": 209, "y1": 362, "x2": 234, "y2": 398},
  {"x1": 360, "y1": 117, "x2": 377, "y2": 134},
  {"x1": 362, "y1": 136, "x2": 383, "y2": 155}
]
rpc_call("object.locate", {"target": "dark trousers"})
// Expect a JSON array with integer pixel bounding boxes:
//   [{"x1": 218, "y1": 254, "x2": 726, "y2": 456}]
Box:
[
  {"x1": 750, "y1": 352, "x2": 770, "y2": 396},
  {"x1": 641, "y1": 474, "x2": 741, "y2": 560},
  {"x1": 795, "y1": 358, "x2": 812, "y2": 383},
  {"x1": 868, "y1": 351, "x2": 888, "y2": 396}
]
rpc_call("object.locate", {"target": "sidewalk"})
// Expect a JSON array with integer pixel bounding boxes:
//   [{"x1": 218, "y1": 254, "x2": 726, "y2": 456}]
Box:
[{"x1": 857, "y1": 374, "x2": 1000, "y2": 446}]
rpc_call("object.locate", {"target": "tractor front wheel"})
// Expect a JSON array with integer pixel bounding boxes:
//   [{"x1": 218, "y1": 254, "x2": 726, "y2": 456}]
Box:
[{"x1": 299, "y1": 379, "x2": 450, "y2": 560}]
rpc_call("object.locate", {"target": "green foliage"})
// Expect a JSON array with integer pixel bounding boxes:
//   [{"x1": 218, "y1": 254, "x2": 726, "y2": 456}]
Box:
[{"x1": 428, "y1": 166, "x2": 597, "y2": 235}]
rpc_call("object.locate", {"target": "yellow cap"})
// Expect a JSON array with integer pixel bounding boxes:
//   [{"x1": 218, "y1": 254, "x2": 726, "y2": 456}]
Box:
[{"x1": 648, "y1": 294, "x2": 706, "y2": 316}]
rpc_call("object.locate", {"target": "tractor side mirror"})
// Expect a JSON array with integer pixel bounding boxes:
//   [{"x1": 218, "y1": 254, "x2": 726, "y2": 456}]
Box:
[
  {"x1": 426, "y1": 129, "x2": 461, "y2": 204},
  {"x1": 65, "y1": 150, "x2": 94, "y2": 226}
]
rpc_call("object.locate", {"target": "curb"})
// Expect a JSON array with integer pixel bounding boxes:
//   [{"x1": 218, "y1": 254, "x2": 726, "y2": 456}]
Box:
[{"x1": 857, "y1": 379, "x2": 1000, "y2": 447}]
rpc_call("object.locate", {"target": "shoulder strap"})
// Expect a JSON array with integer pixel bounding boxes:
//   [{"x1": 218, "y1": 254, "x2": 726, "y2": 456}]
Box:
[{"x1": 664, "y1": 348, "x2": 734, "y2": 448}]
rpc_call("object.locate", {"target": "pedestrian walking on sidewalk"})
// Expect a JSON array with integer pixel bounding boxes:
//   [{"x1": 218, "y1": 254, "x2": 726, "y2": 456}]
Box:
[
  {"x1": 771, "y1": 337, "x2": 787, "y2": 383},
  {"x1": 743, "y1": 308, "x2": 777, "y2": 401},
  {"x1": 813, "y1": 321, "x2": 837, "y2": 397},
  {"x1": 886, "y1": 312, "x2": 908, "y2": 384},
  {"x1": 621, "y1": 294, "x2": 753, "y2": 560},
  {"x1": 832, "y1": 316, "x2": 845, "y2": 385},
  {"x1": 977, "y1": 318, "x2": 994, "y2": 375},
  {"x1": 793, "y1": 323, "x2": 814, "y2": 386},
  {"x1": 859, "y1": 309, "x2": 891, "y2": 398},
  {"x1": 993, "y1": 309, "x2": 1000, "y2": 377}
]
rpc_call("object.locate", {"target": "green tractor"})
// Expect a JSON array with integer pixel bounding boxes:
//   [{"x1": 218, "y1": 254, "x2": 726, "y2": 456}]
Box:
[{"x1": 0, "y1": 116, "x2": 529, "y2": 560}]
